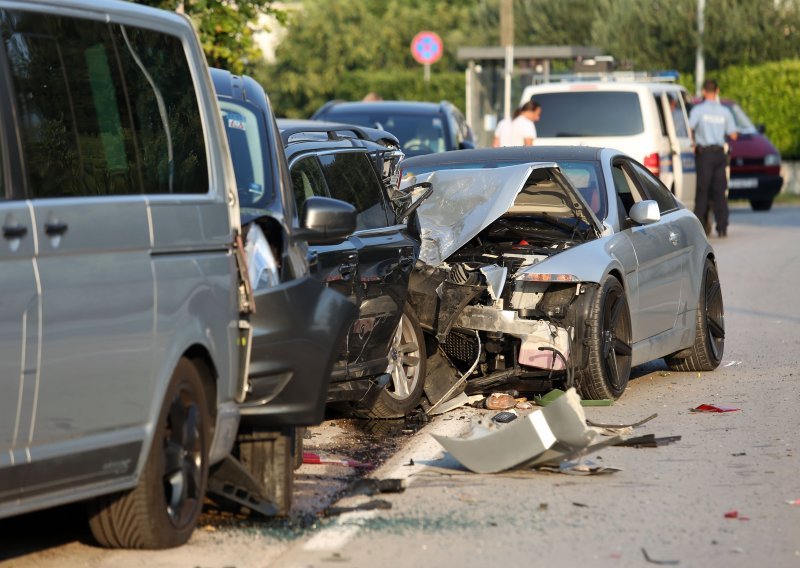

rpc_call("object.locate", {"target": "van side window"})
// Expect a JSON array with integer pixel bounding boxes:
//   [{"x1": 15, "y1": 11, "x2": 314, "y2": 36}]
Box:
[
  {"x1": 3, "y1": 10, "x2": 208, "y2": 198},
  {"x1": 666, "y1": 93, "x2": 689, "y2": 138},
  {"x1": 654, "y1": 95, "x2": 667, "y2": 136}
]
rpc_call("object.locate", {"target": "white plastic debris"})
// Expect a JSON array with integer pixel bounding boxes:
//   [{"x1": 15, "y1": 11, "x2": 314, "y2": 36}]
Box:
[{"x1": 244, "y1": 223, "x2": 279, "y2": 290}]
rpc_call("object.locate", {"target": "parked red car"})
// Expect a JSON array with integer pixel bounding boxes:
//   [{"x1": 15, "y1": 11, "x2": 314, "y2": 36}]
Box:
[{"x1": 691, "y1": 98, "x2": 783, "y2": 211}]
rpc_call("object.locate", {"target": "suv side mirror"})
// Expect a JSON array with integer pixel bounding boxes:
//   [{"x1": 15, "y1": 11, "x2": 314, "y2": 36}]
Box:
[
  {"x1": 395, "y1": 181, "x2": 434, "y2": 223},
  {"x1": 629, "y1": 200, "x2": 660, "y2": 225},
  {"x1": 295, "y1": 196, "x2": 356, "y2": 245}
]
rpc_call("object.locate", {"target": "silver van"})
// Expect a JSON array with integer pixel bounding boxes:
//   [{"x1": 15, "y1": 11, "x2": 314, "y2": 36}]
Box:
[{"x1": 0, "y1": 0, "x2": 248, "y2": 548}]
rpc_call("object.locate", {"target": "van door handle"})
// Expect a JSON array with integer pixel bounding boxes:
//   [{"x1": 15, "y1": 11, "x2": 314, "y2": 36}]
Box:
[
  {"x1": 45, "y1": 222, "x2": 68, "y2": 236},
  {"x1": 3, "y1": 225, "x2": 27, "y2": 239}
]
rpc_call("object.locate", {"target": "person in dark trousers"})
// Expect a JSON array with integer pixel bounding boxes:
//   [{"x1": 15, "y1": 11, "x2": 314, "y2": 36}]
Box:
[{"x1": 689, "y1": 79, "x2": 738, "y2": 237}]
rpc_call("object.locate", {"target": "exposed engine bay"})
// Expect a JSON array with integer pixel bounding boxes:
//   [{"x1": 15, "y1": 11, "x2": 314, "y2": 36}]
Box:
[{"x1": 405, "y1": 163, "x2": 603, "y2": 394}]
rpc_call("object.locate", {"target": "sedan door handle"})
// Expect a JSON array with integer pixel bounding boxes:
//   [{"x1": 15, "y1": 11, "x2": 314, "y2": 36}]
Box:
[
  {"x1": 669, "y1": 232, "x2": 679, "y2": 246},
  {"x1": 45, "y1": 222, "x2": 68, "y2": 236},
  {"x1": 3, "y1": 225, "x2": 27, "y2": 239}
]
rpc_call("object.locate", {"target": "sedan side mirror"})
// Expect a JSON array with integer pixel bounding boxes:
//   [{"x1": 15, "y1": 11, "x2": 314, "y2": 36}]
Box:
[
  {"x1": 629, "y1": 200, "x2": 660, "y2": 225},
  {"x1": 395, "y1": 182, "x2": 433, "y2": 223},
  {"x1": 295, "y1": 196, "x2": 356, "y2": 245}
]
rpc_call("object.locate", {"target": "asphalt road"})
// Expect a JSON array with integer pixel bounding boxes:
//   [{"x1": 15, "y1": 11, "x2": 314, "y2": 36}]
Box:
[{"x1": 2, "y1": 203, "x2": 799, "y2": 567}]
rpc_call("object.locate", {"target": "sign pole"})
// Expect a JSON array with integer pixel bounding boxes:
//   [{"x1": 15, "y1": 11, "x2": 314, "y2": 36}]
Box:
[{"x1": 424, "y1": 63, "x2": 430, "y2": 82}]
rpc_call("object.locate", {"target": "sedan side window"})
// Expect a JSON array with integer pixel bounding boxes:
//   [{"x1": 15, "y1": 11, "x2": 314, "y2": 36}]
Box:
[
  {"x1": 319, "y1": 152, "x2": 389, "y2": 231},
  {"x1": 612, "y1": 163, "x2": 644, "y2": 219},
  {"x1": 290, "y1": 156, "x2": 328, "y2": 214},
  {"x1": 629, "y1": 161, "x2": 678, "y2": 214}
]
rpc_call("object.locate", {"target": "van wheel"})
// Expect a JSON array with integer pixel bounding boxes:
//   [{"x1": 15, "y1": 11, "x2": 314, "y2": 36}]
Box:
[
  {"x1": 360, "y1": 304, "x2": 427, "y2": 419},
  {"x1": 577, "y1": 276, "x2": 632, "y2": 400},
  {"x1": 88, "y1": 359, "x2": 210, "y2": 549},
  {"x1": 665, "y1": 259, "x2": 724, "y2": 371}
]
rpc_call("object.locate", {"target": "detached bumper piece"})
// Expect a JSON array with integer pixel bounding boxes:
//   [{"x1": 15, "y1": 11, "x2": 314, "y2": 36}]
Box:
[{"x1": 241, "y1": 277, "x2": 357, "y2": 429}]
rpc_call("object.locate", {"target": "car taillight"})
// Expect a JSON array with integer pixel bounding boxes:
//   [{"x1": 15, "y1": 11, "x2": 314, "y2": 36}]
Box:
[{"x1": 644, "y1": 153, "x2": 660, "y2": 177}]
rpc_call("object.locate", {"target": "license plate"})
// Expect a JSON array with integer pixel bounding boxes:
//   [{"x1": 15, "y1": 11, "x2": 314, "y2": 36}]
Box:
[{"x1": 729, "y1": 177, "x2": 758, "y2": 189}]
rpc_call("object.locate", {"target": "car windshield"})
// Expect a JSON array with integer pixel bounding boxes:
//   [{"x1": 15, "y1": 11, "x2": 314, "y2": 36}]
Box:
[
  {"x1": 402, "y1": 158, "x2": 607, "y2": 220},
  {"x1": 219, "y1": 100, "x2": 272, "y2": 208},
  {"x1": 318, "y1": 111, "x2": 446, "y2": 156},
  {"x1": 533, "y1": 91, "x2": 644, "y2": 137},
  {"x1": 727, "y1": 103, "x2": 757, "y2": 134}
]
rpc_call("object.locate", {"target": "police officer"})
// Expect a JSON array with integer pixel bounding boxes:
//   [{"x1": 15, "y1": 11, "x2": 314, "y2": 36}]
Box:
[{"x1": 689, "y1": 79, "x2": 738, "y2": 237}]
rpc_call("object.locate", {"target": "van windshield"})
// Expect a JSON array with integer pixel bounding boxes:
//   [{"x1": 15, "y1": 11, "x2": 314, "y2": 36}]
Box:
[
  {"x1": 727, "y1": 103, "x2": 757, "y2": 134},
  {"x1": 532, "y1": 91, "x2": 644, "y2": 137}
]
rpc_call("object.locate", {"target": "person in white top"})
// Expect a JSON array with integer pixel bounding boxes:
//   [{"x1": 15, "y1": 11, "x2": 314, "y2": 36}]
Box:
[{"x1": 493, "y1": 100, "x2": 541, "y2": 147}]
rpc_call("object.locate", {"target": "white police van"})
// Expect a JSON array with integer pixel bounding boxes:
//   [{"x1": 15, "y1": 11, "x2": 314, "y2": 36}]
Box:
[{"x1": 521, "y1": 81, "x2": 696, "y2": 210}]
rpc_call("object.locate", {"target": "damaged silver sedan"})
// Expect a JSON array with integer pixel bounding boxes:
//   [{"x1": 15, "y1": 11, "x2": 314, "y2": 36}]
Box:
[{"x1": 401, "y1": 147, "x2": 724, "y2": 400}]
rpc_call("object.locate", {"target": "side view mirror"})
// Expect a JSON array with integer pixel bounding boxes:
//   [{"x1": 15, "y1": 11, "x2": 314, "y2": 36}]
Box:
[
  {"x1": 458, "y1": 140, "x2": 476, "y2": 150},
  {"x1": 756, "y1": 123, "x2": 766, "y2": 135},
  {"x1": 629, "y1": 200, "x2": 660, "y2": 225},
  {"x1": 395, "y1": 182, "x2": 433, "y2": 223},
  {"x1": 294, "y1": 196, "x2": 356, "y2": 245}
]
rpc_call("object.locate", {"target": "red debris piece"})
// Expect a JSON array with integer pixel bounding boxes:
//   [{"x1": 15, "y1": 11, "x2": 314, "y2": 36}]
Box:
[
  {"x1": 787, "y1": 499, "x2": 800, "y2": 506},
  {"x1": 302, "y1": 452, "x2": 374, "y2": 469},
  {"x1": 724, "y1": 510, "x2": 750, "y2": 520},
  {"x1": 691, "y1": 404, "x2": 741, "y2": 413}
]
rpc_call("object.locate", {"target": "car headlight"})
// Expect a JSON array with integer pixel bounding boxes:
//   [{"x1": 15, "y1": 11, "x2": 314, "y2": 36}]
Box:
[
  {"x1": 764, "y1": 154, "x2": 781, "y2": 166},
  {"x1": 517, "y1": 273, "x2": 580, "y2": 283}
]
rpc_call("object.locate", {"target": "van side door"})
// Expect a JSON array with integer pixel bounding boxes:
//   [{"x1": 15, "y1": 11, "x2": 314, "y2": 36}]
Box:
[
  {"x1": 0, "y1": 68, "x2": 39, "y2": 476},
  {"x1": 5, "y1": 11, "x2": 157, "y2": 476},
  {"x1": 661, "y1": 91, "x2": 697, "y2": 210}
]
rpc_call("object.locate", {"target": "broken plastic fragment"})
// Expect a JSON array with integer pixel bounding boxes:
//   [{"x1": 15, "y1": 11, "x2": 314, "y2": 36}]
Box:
[
  {"x1": 432, "y1": 388, "x2": 597, "y2": 474},
  {"x1": 479, "y1": 264, "x2": 508, "y2": 301},
  {"x1": 691, "y1": 404, "x2": 741, "y2": 413},
  {"x1": 485, "y1": 392, "x2": 517, "y2": 410}
]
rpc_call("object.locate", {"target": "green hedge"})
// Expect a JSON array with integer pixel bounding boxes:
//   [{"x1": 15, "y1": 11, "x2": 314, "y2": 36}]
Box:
[{"x1": 685, "y1": 60, "x2": 800, "y2": 159}]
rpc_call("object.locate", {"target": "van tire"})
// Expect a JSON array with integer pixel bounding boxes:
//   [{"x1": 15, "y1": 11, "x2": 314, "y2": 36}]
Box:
[
  {"x1": 88, "y1": 358, "x2": 210, "y2": 549},
  {"x1": 237, "y1": 432, "x2": 294, "y2": 516}
]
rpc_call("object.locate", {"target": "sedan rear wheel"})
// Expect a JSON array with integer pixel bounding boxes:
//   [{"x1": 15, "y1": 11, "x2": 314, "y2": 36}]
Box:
[
  {"x1": 362, "y1": 304, "x2": 426, "y2": 419},
  {"x1": 666, "y1": 258, "x2": 724, "y2": 371},
  {"x1": 578, "y1": 276, "x2": 632, "y2": 400}
]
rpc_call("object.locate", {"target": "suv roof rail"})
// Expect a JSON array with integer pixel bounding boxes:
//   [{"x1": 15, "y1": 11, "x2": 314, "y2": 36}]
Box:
[{"x1": 279, "y1": 123, "x2": 399, "y2": 147}]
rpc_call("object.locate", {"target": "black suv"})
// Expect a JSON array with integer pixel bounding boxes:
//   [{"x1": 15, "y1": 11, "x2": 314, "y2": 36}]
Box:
[
  {"x1": 311, "y1": 100, "x2": 476, "y2": 158},
  {"x1": 278, "y1": 121, "x2": 430, "y2": 418}
]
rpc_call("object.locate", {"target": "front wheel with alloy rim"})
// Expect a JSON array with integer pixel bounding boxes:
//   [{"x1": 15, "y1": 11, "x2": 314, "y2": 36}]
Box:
[
  {"x1": 577, "y1": 275, "x2": 633, "y2": 400},
  {"x1": 362, "y1": 304, "x2": 426, "y2": 419},
  {"x1": 88, "y1": 358, "x2": 210, "y2": 549},
  {"x1": 665, "y1": 258, "x2": 724, "y2": 371}
]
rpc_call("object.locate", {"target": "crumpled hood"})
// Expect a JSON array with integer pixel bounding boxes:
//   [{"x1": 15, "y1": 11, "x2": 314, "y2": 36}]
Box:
[{"x1": 402, "y1": 162, "x2": 597, "y2": 267}]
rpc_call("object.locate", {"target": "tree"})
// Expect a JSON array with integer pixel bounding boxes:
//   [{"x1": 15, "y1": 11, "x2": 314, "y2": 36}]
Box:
[
  {"x1": 133, "y1": 0, "x2": 286, "y2": 74},
  {"x1": 260, "y1": 0, "x2": 481, "y2": 117}
]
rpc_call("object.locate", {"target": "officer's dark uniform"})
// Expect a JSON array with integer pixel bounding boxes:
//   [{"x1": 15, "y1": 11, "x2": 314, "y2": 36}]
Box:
[{"x1": 689, "y1": 98, "x2": 737, "y2": 236}]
